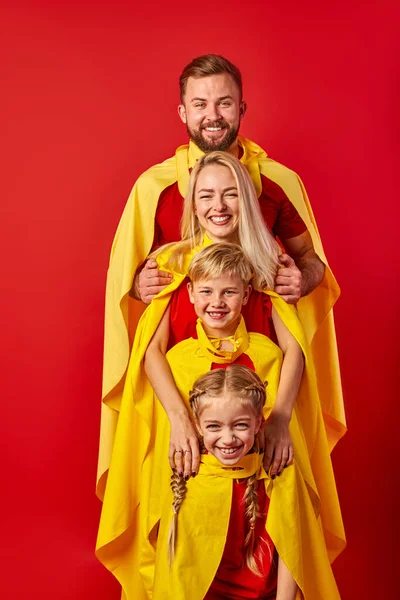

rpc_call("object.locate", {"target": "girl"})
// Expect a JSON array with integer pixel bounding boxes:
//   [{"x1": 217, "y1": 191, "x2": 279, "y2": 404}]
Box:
[{"x1": 153, "y1": 365, "x2": 298, "y2": 600}]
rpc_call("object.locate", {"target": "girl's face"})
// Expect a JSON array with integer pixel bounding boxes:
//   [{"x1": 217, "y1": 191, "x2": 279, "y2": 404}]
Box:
[
  {"x1": 194, "y1": 164, "x2": 240, "y2": 243},
  {"x1": 196, "y1": 393, "x2": 262, "y2": 466}
]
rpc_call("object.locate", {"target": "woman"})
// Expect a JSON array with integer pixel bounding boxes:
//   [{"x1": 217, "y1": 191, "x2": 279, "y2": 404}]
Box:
[{"x1": 96, "y1": 152, "x2": 345, "y2": 600}]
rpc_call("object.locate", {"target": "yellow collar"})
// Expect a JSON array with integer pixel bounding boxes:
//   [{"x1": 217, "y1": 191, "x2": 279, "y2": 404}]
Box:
[
  {"x1": 195, "y1": 316, "x2": 249, "y2": 364},
  {"x1": 199, "y1": 452, "x2": 267, "y2": 480}
]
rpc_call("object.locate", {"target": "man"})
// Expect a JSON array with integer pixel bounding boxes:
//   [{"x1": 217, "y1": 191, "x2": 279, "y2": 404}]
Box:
[
  {"x1": 97, "y1": 54, "x2": 346, "y2": 500},
  {"x1": 134, "y1": 55, "x2": 323, "y2": 304}
]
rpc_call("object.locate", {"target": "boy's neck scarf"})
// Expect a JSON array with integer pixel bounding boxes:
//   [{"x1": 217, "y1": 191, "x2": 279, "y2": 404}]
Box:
[{"x1": 195, "y1": 316, "x2": 249, "y2": 364}]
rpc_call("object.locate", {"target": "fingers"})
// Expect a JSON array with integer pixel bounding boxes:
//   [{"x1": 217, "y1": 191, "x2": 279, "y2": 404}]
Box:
[
  {"x1": 287, "y1": 444, "x2": 294, "y2": 466},
  {"x1": 263, "y1": 429, "x2": 294, "y2": 477},
  {"x1": 278, "y1": 253, "x2": 295, "y2": 268},
  {"x1": 270, "y1": 444, "x2": 288, "y2": 477},
  {"x1": 275, "y1": 275, "x2": 301, "y2": 303},
  {"x1": 139, "y1": 265, "x2": 173, "y2": 303},
  {"x1": 268, "y1": 443, "x2": 293, "y2": 478},
  {"x1": 275, "y1": 271, "x2": 300, "y2": 283},
  {"x1": 257, "y1": 429, "x2": 265, "y2": 453},
  {"x1": 190, "y1": 440, "x2": 201, "y2": 477},
  {"x1": 172, "y1": 449, "x2": 184, "y2": 476},
  {"x1": 263, "y1": 437, "x2": 275, "y2": 474},
  {"x1": 170, "y1": 439, "x2": 200, "y2": 479}
]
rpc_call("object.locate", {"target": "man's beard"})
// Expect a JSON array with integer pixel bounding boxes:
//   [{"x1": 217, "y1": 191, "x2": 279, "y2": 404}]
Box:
[{"x1": 187, "y1": 120, "x2": 240, "y2": 153}]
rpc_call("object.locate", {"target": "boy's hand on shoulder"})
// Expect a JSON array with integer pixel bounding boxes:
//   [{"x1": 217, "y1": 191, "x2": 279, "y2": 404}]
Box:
[
  {"x1": 168, "y1": 412, "x2": 200, "y2": 480},
  {"x1": 262, "y1": 413, "x2": 294, "y2": 478}
]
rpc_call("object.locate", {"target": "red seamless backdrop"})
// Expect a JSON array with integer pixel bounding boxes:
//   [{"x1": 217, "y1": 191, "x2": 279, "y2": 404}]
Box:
[{"x1": 1, "y1": 1, "x2": 399, "y2": 598}]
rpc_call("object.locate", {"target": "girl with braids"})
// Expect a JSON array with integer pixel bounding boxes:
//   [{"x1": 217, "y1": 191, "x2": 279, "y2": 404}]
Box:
[
  {"x1": 153, "y1": 365, "x2": 298, "y2": 600},
  {"x1": 96, "y1": 154, "x2": 344, "y2": 600}
]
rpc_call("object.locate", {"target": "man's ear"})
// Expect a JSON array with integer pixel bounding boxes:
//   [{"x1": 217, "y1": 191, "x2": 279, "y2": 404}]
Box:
[
  {"x1": 239, "y1": 101, "x2": 247, "y2": 119},
  {"x1": 242, "y1": 284, "x2": 252, "y2": 306},
  {"x1": 178, "y1": 104, "x2": 187, "y2": 124},
  {"x1": 187, "y1": 281, "x2": 195, "y2": 304}
]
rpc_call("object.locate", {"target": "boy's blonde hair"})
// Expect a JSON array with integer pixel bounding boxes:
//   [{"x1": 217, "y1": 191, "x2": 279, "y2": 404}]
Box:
[
  {"x1": 188, "y1": 242, "x2": 254, "y2": 287},
  {"x1": 151, "y1": 151, "x2": 280, "y2": 291},
  {"x1": 168, "y1": 365, "x2": 270, "y2": 575}
]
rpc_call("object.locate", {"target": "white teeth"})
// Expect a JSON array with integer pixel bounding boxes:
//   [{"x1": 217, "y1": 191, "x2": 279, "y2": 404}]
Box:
[
  {"x1": 219, "y1": 447, "x2": 239, "y2": 454},
  {"x1": 210, "y1": 215, "x2": 230, "y2": 223},
  {"x1": 205, "y1": 127, "x2": 222, "y2": 131},
  {"x1": 208, "y1": 312, "x2": 226, "y2": 317}
]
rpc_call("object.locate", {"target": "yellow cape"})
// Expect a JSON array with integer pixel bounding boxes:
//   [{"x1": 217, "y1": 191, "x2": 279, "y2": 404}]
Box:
[
  {"x1": 154, "y1": 454, "x2": 340, "y2": 600},
  {"x1": 96, "y1": 241, "x2": 345, "y2": 599},
  {"x1": 98, "y1": 136, "x2": 345, "y2": 498}
]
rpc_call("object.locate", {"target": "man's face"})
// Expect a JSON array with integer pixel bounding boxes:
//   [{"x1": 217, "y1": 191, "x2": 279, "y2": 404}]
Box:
[{"x1": 178, "y1": 74, "x2": 246, "y2": 153}]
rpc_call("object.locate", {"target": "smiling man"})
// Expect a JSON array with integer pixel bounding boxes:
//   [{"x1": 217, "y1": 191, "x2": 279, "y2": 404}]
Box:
[{"x1": 98, "y1": 54, "x2": 346, "y2": 505}]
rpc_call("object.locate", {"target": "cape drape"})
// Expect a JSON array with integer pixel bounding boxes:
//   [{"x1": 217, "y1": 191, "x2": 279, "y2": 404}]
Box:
[
  {"x1": 98, "y1": 137, "x2": 345, "y2": 499},
  {"x1": 153, "y1": 454, "x2": 340, "y2": 600},
  {"x1": 96, "y1": 240, "x2": 345, "y2": 600}
]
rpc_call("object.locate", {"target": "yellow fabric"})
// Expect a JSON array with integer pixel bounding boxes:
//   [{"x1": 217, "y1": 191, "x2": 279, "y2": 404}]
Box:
[
  {"x1": 196, "y1": 315, "x2": 249, "y2": 362},
  {"x1": 154, "y1": 455, "x2": 340, "y2": 600},
  {"x1": 98, "y1": 136, "x2": 345, "y2": 498},
  {"x1": 96, "y1": 255, "x2": 345, "y2": 599}
]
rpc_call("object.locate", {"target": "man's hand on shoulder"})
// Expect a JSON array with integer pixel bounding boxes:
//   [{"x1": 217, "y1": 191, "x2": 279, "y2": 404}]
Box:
[
  {"x1": 274, "y1": 254, "x2": 302, "y2": 304},
  {"x1": 130, "y1": 259, "x2": 173, "y2": 304},
  {"x1": 277, "y1": 231, "x2": 326, "y2": 301}
]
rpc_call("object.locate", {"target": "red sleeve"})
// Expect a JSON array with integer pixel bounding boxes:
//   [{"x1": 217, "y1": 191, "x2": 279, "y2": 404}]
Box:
[
  {"x1": 259, "y1": 174, "x2": 307, "y2": 242},
  {"x1": 151, "y1": 182, "x2": 183, "y2": 251}
]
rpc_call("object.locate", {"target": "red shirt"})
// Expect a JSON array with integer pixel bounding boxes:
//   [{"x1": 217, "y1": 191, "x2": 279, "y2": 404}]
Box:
[
  {"x1": 152, "y1": 175, "x2": 306, "y2": 251},
  {"x1": 205, "y1": 479, "x2": 277, "y2": 600}
]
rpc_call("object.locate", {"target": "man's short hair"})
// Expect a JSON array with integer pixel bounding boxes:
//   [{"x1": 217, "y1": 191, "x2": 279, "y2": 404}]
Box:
[{"x1": 179, "y1": 54, "x2": 243, "y2": 102}]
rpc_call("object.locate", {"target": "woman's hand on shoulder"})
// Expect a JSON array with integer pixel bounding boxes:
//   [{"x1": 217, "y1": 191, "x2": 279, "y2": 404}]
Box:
[
  {"x1": 168, "y1": 411, "x2": 200, "y2": 480},
  {"x1": 261, "y1": 413, "x2": 293, "y2": 478}
]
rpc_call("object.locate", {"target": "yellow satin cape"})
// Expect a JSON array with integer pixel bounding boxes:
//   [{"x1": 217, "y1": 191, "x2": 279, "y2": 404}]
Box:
[
  {"x1": 96, "y1": 240, "x2": 345, "y2": 599},
  {"x1": 98, "y1": 136, "x2": 345, "y2": 499},
  {"x1": 153, "y1": 454, "x2": 340, "y2": 600}
]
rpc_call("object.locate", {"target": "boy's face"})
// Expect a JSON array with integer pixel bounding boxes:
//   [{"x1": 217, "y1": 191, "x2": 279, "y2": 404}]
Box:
[
  {"x1": 187, "y1": 274, "x2": 251, "y2": 337},
  {"x1": 196, "y1": 394, "x2": 261, "y2": 466}
]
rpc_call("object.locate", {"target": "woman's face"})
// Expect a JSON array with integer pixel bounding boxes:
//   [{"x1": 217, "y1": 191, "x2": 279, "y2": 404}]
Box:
[{"x1": 194, "y1": 164, "x2": 240, "y2": 243}]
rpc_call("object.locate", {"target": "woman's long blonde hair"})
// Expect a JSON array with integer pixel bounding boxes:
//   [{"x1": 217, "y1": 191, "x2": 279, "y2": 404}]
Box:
[
  {"x1": 151, "y1": 151, "x2": 280, "y2": 290},
  {"x1": 168, "y1": 365, "x2": 272, "y2": 575}
]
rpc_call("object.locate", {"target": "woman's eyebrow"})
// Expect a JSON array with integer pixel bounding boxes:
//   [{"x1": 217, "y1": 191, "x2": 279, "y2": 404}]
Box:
[{"x1": 197, "y1": 186, "x2": 237, "y2": 194}]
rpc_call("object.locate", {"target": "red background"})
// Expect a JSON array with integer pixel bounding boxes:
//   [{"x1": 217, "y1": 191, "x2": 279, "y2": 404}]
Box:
[{"x1": 1, "y1": 1, "x2": 399, "y2": 598}]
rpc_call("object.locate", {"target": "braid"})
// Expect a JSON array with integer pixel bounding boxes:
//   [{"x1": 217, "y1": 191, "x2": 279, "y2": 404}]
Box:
[
  {"x1": 244, "y1": 473, "x2": 262, "y2": 575},
  {"x1": 167, "y1": 470, "x2": 188, "y2": 567}
]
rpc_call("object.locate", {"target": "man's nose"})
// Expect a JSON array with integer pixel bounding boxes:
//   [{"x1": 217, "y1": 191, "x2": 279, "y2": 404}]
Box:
[{"x1": 205, "y1": 103, "x2": 220, "y2": 121}]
